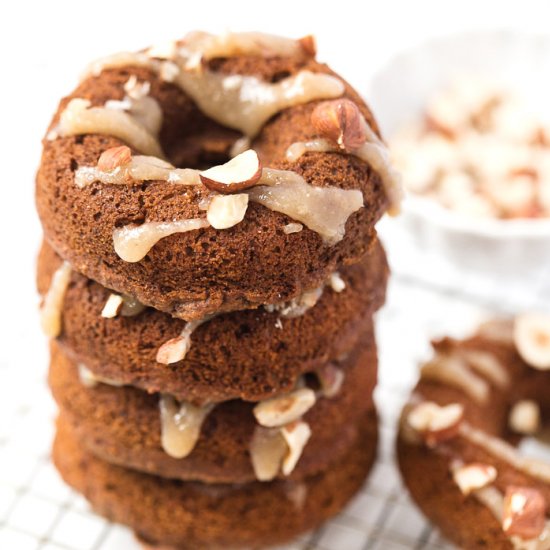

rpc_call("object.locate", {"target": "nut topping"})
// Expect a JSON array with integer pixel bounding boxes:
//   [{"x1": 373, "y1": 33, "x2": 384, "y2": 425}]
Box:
[
  {"x1": 509, "y1": 400, "x2": 541, "y2": 435},
  {"x1": 101, "y1": 293, "x2": 123, "y2": 318},
  {"x1": 206, "y1": 194, "x2": 249, "y2": 229},
  {"x1": 281, "y1": 421, "x2": 312, "y2": 475},
  {"x1": 311, "y1": 99, "x2": 367, "y2": 151},
  {"x1": 253, "y1": 388, "x2": 316, "y2": 428},
  {"x1": 200, "y1": 149, "x2": 262, "y2": 193},
  {"x1": 407, "y1": 401, "x2": 464, "y2": 446},
  {"x1": 250, "y1": 426, "x2": 287, "y2": 482},
  {"x1": 452, "y1": 462, "x2": 497, "y2": 495},
  {"x1": 316, "y1": 364, "x2": 344, "y2": 398},
  {"x1": 97, "y1": 145, "x2": 132, "y2": 172},
  {"x1": 329, "y1": 272, "x2": 346, "y2": 293},
  {"x1": 514, "y1": 313, "x2": 550, "y2": 370},
  {"x1": 502, "y1": 486, "x2": 546, "y2": 539},
  {"x1": 156, "y1": 335, "x2": 190, "y2": 365},
  {"x1": 298, "y1": 35, "x2": 317, "y2": 57}
]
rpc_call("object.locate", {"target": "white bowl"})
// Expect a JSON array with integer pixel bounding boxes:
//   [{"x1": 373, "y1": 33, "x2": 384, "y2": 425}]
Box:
[{"x1": 366, "y1": 30, "x2": 550, "y2": 310}]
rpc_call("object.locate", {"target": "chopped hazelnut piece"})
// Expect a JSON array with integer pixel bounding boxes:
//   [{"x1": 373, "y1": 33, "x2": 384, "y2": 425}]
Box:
[
  {"x1": 200, "y1": 150, "x2": 262, "y2": 193},
  {"x1": 101, "y1": 293, "x2": 123, "y2": 318},
  {"x1": 329, "y1": 272, "x2": 346, "y2": 293},
  {"x1": 509, "y1": 400, "x2": 541, "y2": 435},
  {"x1": 514, "y1": 313, "x2": 550, "y2": 370},
  {"x1": 407, "y1": 401, "x2": 464, "y2": 447},
  {"x1": 156, "y1": 335, "x2": 190, "y2": 365},
  {"x1": 311, "y1": 99, "x2": 367, "y2": 151},
  {"x1": 206, "y1": 194, "x2": 249, "y2": 229},
  {"x1": 97, "y1": 145, "x2": 132, "y2": 172},
  {"x1": 316, "y1": 364, "x2": 344, "y2": 398},
  {"x1": 253, "y1": 388, "x2": 316, "y2": 428},
  {"x1": 281, "y1": 421, "x2": 312, "y2": 475},
  {"x1": 502, "y1": 486, "x2": 546, "y2": 539},
  {"x1": 452, "y1": 462, "x2": 497, "y2": 495}
]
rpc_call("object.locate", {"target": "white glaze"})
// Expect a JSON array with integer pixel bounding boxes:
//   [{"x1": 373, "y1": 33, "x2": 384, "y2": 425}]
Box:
[
  {"x1": 420, "y1": 353, "x2": 490, "y2": 404},
  {"x1": 113, "y1": 218, "x2": 210, "y2": 262},
  {"x1": 40, "y1": 261, "x2": 72, "y2": 338},
  {"x1": 179, "y1": 31, "x2": 314, "y2": 64},
  {"x1": 250, "y1": 168, "x2": 364, "y2": 245},
  {"x1": 82, "y1": 45, "x2": 341, "y2": 138},
  {"x1": 159, "y1": 394, "x2": 214, "y2": 459},
  {"x1": 264, "y1": 287, "x2": 323, "y2": 318},
  {"x1": 78, "y1": 364, "x2": 124, "y2": 388},
  {"x1": 75, "y1": 155, "x2": 201, "y2": 188},
  {"x1": 459, "y1": 349, "x2": 510, "y2": 388},
  {"x1": 286, "y1": 123, "x2": 403, "y2": 216},
  {"x1": 55, "y1": 98, "x2": 164, "y2": 158},
  {"x1": 119, "y1": 295, "x2": 146, "y2": 316},
  {"x1": 285, "y1": 138, "x2": 335, "y2": 162},
  {"x1": 175, "y1": 69, "x2": 344, "y2": 137},
  {"x1": 460, "y1": 423, "x2": 550, "y2": 484}
]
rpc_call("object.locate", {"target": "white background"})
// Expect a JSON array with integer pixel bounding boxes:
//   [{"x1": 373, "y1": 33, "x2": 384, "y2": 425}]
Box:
[{"x1": 1, "y1": 2, "x2": 550, "y2": 549}]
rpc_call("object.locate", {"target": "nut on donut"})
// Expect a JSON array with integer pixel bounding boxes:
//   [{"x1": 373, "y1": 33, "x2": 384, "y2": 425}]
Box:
[
  {"x1": 36, "y1": 31, "x2": 401, "y2": 320},
  {"x1": 397, "y1": 314, "x2": 550, "y2": 549}
]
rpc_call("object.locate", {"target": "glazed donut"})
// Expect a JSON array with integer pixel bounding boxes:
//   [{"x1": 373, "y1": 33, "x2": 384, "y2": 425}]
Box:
[
  {"x1": 37, "y1": 239, "x2": 387, "y2": 403},
  {"x1": 397, "y1": 315, "x2": 550, "y2": 549},
  {"x1": 49, "y1": 333, "x2": 377, "y2": 484},
  {"x1": 53, "y1": 409, "x2": 378, "y2": 550},
  {"x1": 36, "y1": 31, "x2": 399, "y2": 320}
]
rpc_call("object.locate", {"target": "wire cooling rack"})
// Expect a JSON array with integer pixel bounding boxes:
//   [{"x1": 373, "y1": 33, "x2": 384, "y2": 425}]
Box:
[{"x1": 0, "y1": 254, "x2": 528, "y2": 550}]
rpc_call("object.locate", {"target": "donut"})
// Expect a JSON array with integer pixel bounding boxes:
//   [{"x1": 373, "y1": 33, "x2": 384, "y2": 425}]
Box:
[
  {"x1": 397, "y1": 315, "x2": 550, "y2": 549},
  {"x1": 49, "y1": 335, "x2": 376, "y2": 483},
  {"x1": 37, "y1": 238, "x2": 387, "y2": 403},
  {"x1": 53, "y1": 409, "x2": 378, "y2": 550},
  {"x1": 36, "y1": 31, "x2": 400, "y2": 320}
]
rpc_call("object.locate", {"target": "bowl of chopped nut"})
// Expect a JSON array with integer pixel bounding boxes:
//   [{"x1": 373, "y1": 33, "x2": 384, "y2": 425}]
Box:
[{"x1": 368, "y1": 30, "x2": 550, "y2": 307}]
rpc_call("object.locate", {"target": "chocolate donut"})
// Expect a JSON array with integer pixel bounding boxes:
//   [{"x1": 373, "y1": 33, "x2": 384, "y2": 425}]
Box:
[
  {"x1": 49, "y1": 334, "x2": 376, "y2": 484},
  {"x1": 38, "y1": 239, "x2": 387, "y2": 403},
  {"x1": 37, "y1": 31, "x2": 395, "y2": 548},
  {"x1": 36, "y1": 32, "x2": 399, "y2": 320},
  {"x1": 53, "y1": 410, "x2": 378, "y2": 550},
  {"x1": 397, "y1": 315, "x2": 550, "y2": 549}
]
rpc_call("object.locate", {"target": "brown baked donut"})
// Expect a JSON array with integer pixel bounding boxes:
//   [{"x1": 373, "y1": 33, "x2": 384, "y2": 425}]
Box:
[
  {"x1": 37, "y1": 238, "x2": 387, "y2": 403},
  {"x1": 53, "y1": 409, "x2": 378, "y2": 550},
  {"x1": 36, "y1": 32, "x2": 397, "y2": 320},
  {"x1": 397, "y1": 315, "x2": 550, "y2": 549},
  {"x1": 49, "y1": 334, "x2": 376, "y2": 483}
]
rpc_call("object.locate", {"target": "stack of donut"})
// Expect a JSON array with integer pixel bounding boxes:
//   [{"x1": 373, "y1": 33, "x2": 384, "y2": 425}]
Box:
[
  {"x1": 398, "y1": 314, "x2": 550, "y2": 549},
  {"x1": 35, "y1": 31, "x2": 398, "y2": 548}
]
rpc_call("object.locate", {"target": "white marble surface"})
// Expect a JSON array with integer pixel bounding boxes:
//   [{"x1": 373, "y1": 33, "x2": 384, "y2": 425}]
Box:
[{"x1": 2, "y1": 1, "x2": 550, "y2": 548}]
